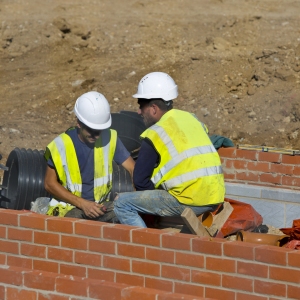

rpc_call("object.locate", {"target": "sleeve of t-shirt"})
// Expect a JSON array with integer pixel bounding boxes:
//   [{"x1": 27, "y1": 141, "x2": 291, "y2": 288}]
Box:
[
  {"x1": 113, "y1": 137, "x2": 131, "y2": 165},
  {"x1": 133, "y1": 139, "x2": 159, "y2": 191}
]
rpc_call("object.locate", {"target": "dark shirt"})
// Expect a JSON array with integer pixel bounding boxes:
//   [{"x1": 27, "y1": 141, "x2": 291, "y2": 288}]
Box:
[
  {"x1": 47, "y1": 128, "x2": 130, "y2": 201},
  {"x1": 133, "y1": 139, "x2": 159, "y2": 191}
]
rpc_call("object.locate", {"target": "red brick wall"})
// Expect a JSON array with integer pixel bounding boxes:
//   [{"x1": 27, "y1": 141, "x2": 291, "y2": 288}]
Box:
[
  {"x1": 1, "y1": 209, "x2": 300, "y2": 300},
  {"x1": 218, "y1": 147, "x2": 300, "y2": 189}
]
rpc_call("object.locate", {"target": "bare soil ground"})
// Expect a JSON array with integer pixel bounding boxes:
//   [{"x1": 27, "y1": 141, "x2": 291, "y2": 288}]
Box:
[{"x1": 1, "y1": 0, "x2": 300, "y2": 176}]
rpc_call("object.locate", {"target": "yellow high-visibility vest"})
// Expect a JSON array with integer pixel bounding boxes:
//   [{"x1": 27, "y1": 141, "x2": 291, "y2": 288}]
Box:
[
  {"x1": 140, "y1": 109, "x2": 225, "y2": 206},
  {"x1": 44, "y1": 128, "x2": 117, "y2": 206}
]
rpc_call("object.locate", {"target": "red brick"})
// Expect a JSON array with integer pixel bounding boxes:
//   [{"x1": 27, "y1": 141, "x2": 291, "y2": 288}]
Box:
[
  {"x1": 174, "y1": 282, "x2": 204, "y2": 297},
  {"x1": 47, "y1": 247, "x2": 73, "y2": 262},
  {"x1": 74, "y1": 220, "x2": 102, "y2": 238},
  {"x1": 236, "y1": 149, "x2": 258, "y2": 161},
  {"x1": 175, "y1": 252, "x2": 204, "y2": 268},
  {"x1": 121, "y1": 286, "x2": 158, "y2": 300},
  {"x1": 0, "y1": 266, "x2": 23, "y2": 285},
  {"x1": 6, "y1": 287, "x2": 36, "y2": 300},
  {"x1": 89, "y1": 280, "x2": 126, "y2": 300},
  {"x1": 270, "y1": 164, "x2": 294, "y2": 175},
  {"x1": 254, "y1": 279, "x2": 286, "y2": 297},
  {"x1": 87, "y1": 267, "x2": 115, "y2": 282},
  {"x1": 288, "y1": 251, "x2": 300, "y2": 268},
  {"x1": 38, "y1": 293, "x2": 69, "y2": 300},
  {"x1": 218, "y1": 147, "x2": 236, "y2": 158},
  {"x1": 237, "y1": 261, "x2": 268, "y2": 278},
  {"x1": 0, "y1": 286, "x2": 4, "y2": 300},
  {"x1": 205, "y1": 286, "x2": 235, "y2": 300},
  {"x1": 56, "y1": 275, "x2": 88, "y2": 297},
  {"x1": 89, "y1": 239, "x2": 116, "y2": 254},
  {"x1": 192, "y1": 237, "x2": 223, "y2": 255},
  {"x1": 117, "y1": 243, "x2": 145, "y2": 259},
  {"x1": 205, "y1": 257, "x2": 235, "y2": 273},
  {"x1": 116, "y1": 272, "x2": 144, "y2": 287},
  {"x1": 20, "y1": 213, "x2": 46, "y2": 230},
  {"x1": 47, "y1": 217, "x2": 74, "y2": 234},
  {"x1": 247, "y1": 161, "x2": 270, "y2": 173},
  {"x1": 0, "y1": 226, "x2": 6, "y2": 238},
  {"x1": 293, "y1": 166, "x2": 300, "y2": 176},
  {"x1": 191, "y1": 270, "x2": 221, "y2": 286},
  {"x1": 7, "y1": 227, "x2": 33, "y2": 242},
  {"x1": 60, "y1": 264, "x2": 86, "y2": 277},
  {"x1": 158, "y1": 293, "x2": 205, "y2": 300},
  {"x1": 24, "y1": 270, "x2": 56, "y2": 290},
  {"x1": 75, "y1": 251, "x2": 101, "y2": 266},
  {"x1": 146, "y1": 248, "x2": 174, "y2": 263},
  {"x1": 224, "y1": 241, "x2": 256, "y2": 260},
  {"x1": 103, "y1": 224, "x2": 131, "y2": 242},
  {"x1": 233, "y1": 160, "x2": 248, "y2": 170},
  {"x1": 224, "y1": 173, "x2": 236, "y2": 180},
  {"x1": 132, "y1": 260, "x2": 160, "y2": 276},
  {"x1": 288, "y1": 284, "x2": 300, "y2": 300},
  {"x1": 132, "y1": 228, "x2": 162, "y2": 246},
  {"x1": 258, "y1": 152, "x2": 281, "y2": 163},
  {"x1": 270, "y1": 266, "x2": 300, "y2": 284},
  {"x1": 255, "y1": 245, "x2": 291, "y2": 265},
  {"x1": 282, "y1": 176, "x2": 300, "y2": 187},
  {"x1": 33, "y1": 259, "x2": 58, "y2": 273},
  {"x1": 162, "y1": 233, "x2": 192, "y2": 251},
  {"x1": 0, "y1": 240, "x2": 19, "y2": 254},
  {"x1": 282, "y1": 155, "x2": 300, "y2": 165},
  {"x1": 7, "y1": 255, "x2": 32, "y2": 269},
  {"x1": 236, "y1": 171, "x2": 259, "y2": 182},
  {"x1": 0, "y1": 209, "x2": 19, "y2": 225},
  {"x1": 260, "y1": 173, "x2": 282, "y2": 185},
  {"x1": 162, "y1": 265, "x2": 190, "y2": 281},
  {"x1": 0, "y1": 254, "x2": 6, "y2": 265},
  {"x1": 222, "y1": 274, "x2": 253, "y2": 292},
  {"x1": 61, "y1": 235, "x2": 87, "y2": 250},
  {"x1": 103, "y1": 255, "x2": 130, "y2": 271},
  {"x1": 21, "y1": 243, "x2": 46, "y2": 258},
  {"x1": 145, "y1": 277, "x2": 173, "y2": 292},
  {"x1": 34, "y1": 231, "x2": 60, "y2": 246},
  {"x1": 236, "y1": 292, "x2": 268, "y2": 300},
  {"x1": 224, "y1": 159, "x2": 233, "y2": 168}
]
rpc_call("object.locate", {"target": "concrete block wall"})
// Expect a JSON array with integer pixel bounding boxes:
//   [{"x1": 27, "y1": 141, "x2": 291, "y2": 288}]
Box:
[
  {"x1": 1, "y1": 209, "x2": 300, "y2": 300},
  {"x1": 218, "y1": 147, "x2": 300, "y2": 228}
]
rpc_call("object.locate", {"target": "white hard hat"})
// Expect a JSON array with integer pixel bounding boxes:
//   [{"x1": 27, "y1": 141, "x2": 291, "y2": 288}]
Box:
[
  {"x1": 132, "y1": 72, "x2": 178, "y2": 101},
  {"x1": 74, "y1": 91, "x2": 111, "y2": 130}
]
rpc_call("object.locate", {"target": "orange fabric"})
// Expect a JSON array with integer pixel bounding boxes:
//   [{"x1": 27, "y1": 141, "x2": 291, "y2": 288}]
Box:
[{"x1": 216, "y1": 198, "x2": 263, "y2": 238}]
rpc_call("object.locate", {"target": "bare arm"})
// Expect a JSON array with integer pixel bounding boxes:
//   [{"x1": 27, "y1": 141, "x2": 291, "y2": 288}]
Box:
[
  {"x1": 44, "y1": 165, "x2": 104, "y2": 218},
  {"x1": 121, "y1": 155, "x2": 135, "y2": 178}
]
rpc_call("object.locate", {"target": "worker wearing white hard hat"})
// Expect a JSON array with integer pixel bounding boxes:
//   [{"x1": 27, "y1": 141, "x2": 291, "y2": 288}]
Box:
[
  {"x1": 44, "y1": 91, "x2": 135, "y2": 221},
  {"x1": 114, "y1": 72, "x2": 225, "y2": 227}
]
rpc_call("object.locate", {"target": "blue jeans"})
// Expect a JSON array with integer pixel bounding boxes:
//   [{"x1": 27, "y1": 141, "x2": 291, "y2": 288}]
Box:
[{"x1": 114, "y1": 190, "x2": 219, "y2": 228}]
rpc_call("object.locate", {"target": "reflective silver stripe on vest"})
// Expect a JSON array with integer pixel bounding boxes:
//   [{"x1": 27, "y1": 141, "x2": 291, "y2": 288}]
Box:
[
  {"x1": 94, "y1": 174, "x2": 112, "y2": 188},
  {"x1": 151, "y1": 124, "x2": 178, "y2": 158},
  {"x1": 152, "y1": 144, "x2": 216, "y2": 185},
  {"x1": 94, "y1": 129, "x2": 111, "y2": 188},
  {"x1": 54, "y1": 136, "x2": 82, "y2": 193},
  {"x1": 160, "y1": 165, "x2": 223, "y2": 190}
]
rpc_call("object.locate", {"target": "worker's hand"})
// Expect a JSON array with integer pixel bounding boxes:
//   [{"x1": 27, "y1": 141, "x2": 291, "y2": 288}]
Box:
[{"x1": 80, "y1": 199, "x2": 105, "y2": 218}]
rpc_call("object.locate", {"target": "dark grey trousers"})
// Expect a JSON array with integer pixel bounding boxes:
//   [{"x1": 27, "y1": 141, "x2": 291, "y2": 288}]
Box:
[{"x1": 64, "y1": 201, "x2": 119, "y2": 223}]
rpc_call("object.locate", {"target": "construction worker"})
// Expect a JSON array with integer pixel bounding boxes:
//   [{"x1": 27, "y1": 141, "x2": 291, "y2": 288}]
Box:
[
  {"x1": 44, "y1": 91, "x2": 135, "y2": 222},
  {"x1": 114, "y1": 72, "x2": 225, "y2": 227}
]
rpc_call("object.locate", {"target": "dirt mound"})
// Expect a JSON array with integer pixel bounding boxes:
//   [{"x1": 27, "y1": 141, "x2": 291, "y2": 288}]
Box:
[{"x1": 1, "y1": 0, "x2": 300, "y2": 175}]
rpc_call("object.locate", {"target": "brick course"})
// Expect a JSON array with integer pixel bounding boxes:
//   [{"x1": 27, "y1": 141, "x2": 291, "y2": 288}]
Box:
[{"x1": 0, "y1": 209, "x2": 299, "y2": 300}]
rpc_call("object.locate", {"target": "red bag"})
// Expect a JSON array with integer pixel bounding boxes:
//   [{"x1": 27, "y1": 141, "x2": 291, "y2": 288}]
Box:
[{"x1": 216, "y1": 198, "x2": 263, "y2": 238}]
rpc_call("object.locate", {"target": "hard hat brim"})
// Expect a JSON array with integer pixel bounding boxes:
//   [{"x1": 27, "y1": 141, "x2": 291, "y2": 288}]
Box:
[{"x1": 76, "y1": 113, "x2": 112, "y2": 130}]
